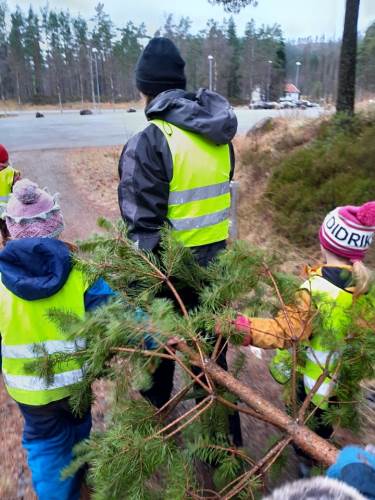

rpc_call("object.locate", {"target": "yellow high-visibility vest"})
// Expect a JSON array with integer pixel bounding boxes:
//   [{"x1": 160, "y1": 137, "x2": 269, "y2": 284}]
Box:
[
  {"x1": 0, "y1": 166, "x2": 16, "y2": 216},
  {"x1": 0, "y1": 268, "x2": 88, "y2": 406},
  {"x1": 151, "y1": 119, "x2": 231, "y2": 247}
]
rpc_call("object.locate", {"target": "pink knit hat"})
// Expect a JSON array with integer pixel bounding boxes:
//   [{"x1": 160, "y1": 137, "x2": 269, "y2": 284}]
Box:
[
  {"x1": 4, "y1": 179, "x2": 65, "y2": 239},
  {"x1": 319, "y1": 202, "x2": 375, "y2": 261}
]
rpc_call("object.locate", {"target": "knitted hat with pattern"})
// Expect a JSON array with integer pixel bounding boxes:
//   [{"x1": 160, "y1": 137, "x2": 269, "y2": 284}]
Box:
[
  {"x1": 319, "y1": 202, "x2": 375, "y2": 261},
  {"x1": 4, "y1": 179, "x2": 64, "y2": 239}
]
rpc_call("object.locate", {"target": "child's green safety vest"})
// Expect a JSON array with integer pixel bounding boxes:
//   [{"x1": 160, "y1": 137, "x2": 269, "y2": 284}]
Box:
[
  {"x1": 151, "y1": 119, "x2": 231, "y2": 247},
  {"x1": 269, "y1": 275, "x2": 353, "y2": 409},
  {"x1": 0, "y1": 166, "x2": 16, "y2": 216},
  {"x1": 0, "y1": 268, "x2": 88, "y2": 406}
]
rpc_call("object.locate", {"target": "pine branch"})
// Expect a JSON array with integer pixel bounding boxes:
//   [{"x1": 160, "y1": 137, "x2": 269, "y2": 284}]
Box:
[
  {"x1": 40, "y1": 223, "x2": 375, "y2": 497},
  {"x1": 177, "y1": 341, "x2": 339, "y2": 466}
]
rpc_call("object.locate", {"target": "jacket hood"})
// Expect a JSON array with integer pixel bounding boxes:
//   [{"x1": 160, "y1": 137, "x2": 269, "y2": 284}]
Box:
[
  {"x1": 145, "y1": 88, "x2": 238, "y2": 144},
  {"x1": 0, "y1": 238, "x2": 72, "y2": 300}
]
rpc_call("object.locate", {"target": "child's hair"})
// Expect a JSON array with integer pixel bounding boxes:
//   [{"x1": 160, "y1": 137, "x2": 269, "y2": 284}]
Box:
[{"x1": 352, "y1": 260, "x2": 373, "y2": 297}]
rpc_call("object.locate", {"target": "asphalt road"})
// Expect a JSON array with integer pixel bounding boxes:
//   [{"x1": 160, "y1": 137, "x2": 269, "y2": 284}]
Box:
[{"x1": 1, "y1": 107, "x2": 322, "y2": 152}]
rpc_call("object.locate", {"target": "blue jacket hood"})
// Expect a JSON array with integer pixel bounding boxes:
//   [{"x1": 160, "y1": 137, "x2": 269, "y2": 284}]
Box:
[
  {"x1": 0, "y1": 238, "x2": 72, "y2": 301},
  {"x1": 145, "y1": 88, "x2": 238, "y2": 144}
]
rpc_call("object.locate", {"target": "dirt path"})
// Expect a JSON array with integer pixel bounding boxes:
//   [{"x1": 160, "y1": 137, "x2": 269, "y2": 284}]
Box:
[{"x1": 12, "y1": 149, "x2": 120, "y2": 241}]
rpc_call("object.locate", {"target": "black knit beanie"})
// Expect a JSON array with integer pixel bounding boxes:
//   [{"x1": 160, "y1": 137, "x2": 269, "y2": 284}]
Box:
[{"x1": 135, "y1": 37, "x2": 186, "y2": 96}]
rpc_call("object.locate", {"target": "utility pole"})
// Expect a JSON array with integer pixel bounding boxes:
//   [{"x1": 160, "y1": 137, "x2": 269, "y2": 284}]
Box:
[
  {"x1": 208, "y1": 54, "x2": 214, "y2": 91},
  {"x1": 92, "y1": 48, "x2": 101, "y2": 113},
  {"x1": 267, "y1": 60, "x2": 273, "y2": 101},
  {"x1": 16, "y1": 72, "x2": 21, "y2": 106},
  {"x1": 295, "y1": 61, "x2": 302, "y2": 90}
]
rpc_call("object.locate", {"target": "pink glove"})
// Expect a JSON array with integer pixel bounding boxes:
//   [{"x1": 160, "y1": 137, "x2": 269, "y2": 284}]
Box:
[{"x1": 234, "y1": 315, "x2": 252, "y2": 346}]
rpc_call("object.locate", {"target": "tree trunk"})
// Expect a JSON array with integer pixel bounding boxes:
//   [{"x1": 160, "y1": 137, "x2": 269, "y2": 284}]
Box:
[
  {"x1": 181, "y1": 345, "x2": 339, "y2": 467},
  {"x1": 336, "y1": 0, "x2": 360, "y2": 114}
]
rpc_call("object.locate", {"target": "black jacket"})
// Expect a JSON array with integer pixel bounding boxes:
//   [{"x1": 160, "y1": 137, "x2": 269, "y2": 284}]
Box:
[{"x1": 118, "y1": 88, "x2": 237, "y2": 263}]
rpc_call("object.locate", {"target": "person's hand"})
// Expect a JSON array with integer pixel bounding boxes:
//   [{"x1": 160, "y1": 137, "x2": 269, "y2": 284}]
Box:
[
  {"x1": 215, "y1": 315, "x2": 252, "y2": 346},
  {"x1": 234, "y1": 315, "x2": 252, "y2": 346},
  {"x1": 166, "y1": 336, "x2": 183, "y2": 352}
]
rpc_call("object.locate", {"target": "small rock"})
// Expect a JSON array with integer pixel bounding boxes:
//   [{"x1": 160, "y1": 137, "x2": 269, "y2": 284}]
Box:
[
  {"x1": 80, "y1": 109, "x2": 93, "y2": 116},
  {"x1": 35, "y1": 112, "x2": 44, "y2": 118},
  {"x1": 127, "y1": 107, "x2": 137, "y2": 113}
]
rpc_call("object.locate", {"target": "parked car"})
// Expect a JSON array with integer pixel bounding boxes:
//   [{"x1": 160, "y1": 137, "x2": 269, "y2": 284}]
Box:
[
  {"x1": 249, "y1": 100, "x2": 267, "y2": 109},
  {"x1": 249, "y1": 100, "x2": 278, "y2": 110},
  {"x1": 279, "y1": 99, "x2": 297, "y2": 109}
]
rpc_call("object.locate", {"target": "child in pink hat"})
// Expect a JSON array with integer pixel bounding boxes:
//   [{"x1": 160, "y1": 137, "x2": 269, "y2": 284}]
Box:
[
  {"x1": 229, "y1": 201, "x2": 375, "y2": 346},
  {"x1": 220, "y1": 201, "x2": 375, "y2": 473},
  {"x1": 0, "y1": 144, "x2": 21, "y2": 245},
  {"x1": 3, "y1": 178, "x2": 64, "y2": 239}
]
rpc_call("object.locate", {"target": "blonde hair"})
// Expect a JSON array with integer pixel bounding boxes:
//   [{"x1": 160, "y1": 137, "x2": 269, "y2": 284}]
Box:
[{"x1": 352, "y1": 260, "x2": 373, "y2": 297}]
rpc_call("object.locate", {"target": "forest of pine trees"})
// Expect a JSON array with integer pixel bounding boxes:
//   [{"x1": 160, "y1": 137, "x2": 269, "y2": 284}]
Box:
[{"x1": 0, "y1": 1, "x2": 374, "y2": 105}]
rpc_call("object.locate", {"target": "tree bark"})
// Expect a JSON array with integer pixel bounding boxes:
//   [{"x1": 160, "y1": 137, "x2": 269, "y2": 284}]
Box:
[
  {"x1": 180, "y1": 344, "x2": 339, "y2": 467},
  {"x1": 336, "y1": 0, "x2": 360, "y2": 114}
]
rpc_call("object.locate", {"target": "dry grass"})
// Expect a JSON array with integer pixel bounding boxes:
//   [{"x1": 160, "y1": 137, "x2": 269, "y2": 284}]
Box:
[
  {"x1": 233, "y1": 116, "x2": 327, "y2": 274},
  {"x1": 67, "y1": 146, "x2": 122, "y2": 219}
]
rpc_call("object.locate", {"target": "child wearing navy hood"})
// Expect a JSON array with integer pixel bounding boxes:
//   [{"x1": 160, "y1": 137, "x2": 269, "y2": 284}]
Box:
[{"x1": 0, "y1": 179, "x2": 114, "y2": 499}]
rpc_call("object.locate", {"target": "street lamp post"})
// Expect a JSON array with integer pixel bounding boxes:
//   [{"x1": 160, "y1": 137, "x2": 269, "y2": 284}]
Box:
[
  {"x1": 267, "y1": 60, "x2": 273, "y2": 101},
  {"x1": 92, "y1": 48, "x2": 101, "y2": 112},
  {"x1": 208, "y1": 54, "x2": 214, "y2": 91},
  {"x1": 295, "y1": 61, "x2": 302, "y2": 90}
]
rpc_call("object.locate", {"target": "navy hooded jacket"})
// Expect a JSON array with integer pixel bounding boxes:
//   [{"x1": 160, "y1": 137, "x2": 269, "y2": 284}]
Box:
[
  {"x1": 0, "y1": 238, "x2": 114, "y2": 438},
  {"x1": 0, "y1": 238, "x2": 114, "y2": 306}
]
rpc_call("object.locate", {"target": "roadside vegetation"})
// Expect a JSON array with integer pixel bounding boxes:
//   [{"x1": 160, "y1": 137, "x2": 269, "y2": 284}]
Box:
[{"x1": 267, "y1": 112, "x2": 375, "y2": 246}]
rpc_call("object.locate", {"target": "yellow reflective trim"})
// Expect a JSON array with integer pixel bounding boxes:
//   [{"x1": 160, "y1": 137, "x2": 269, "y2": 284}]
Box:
[
  {"x1": 2, "y1": 356, "x2": 84, "y2": 376},
  {"x1": 169, "y1": 208, "x2": 229, "y2": 231},
  {"x1": 172, "y1": 220, "x2": 229, "y2": 247},
  {"x1": 3, "y1": 368, "x2": 83, "y2": 392},
  {"x1": 2, "y1": 338, "x2": 86, "y2": 359},
  {"x1": 168, "y1": 193, "x2": 230, "y2": 219},
  {"x1": 168, "y1": 181, "x2": 230, "y2": 205},
  {"x1": 6, "y1": 385, "x2": 75, "y2": 406},
  {"x1": 0, "y1": 167, "x2": 15, "y2": 197}
]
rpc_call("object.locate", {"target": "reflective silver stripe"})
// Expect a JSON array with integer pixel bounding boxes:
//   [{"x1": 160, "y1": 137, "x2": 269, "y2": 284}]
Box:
[
  {"x1": 2, "y1": 339, "x2": 86, "y2": 359},
  {"x1": 0, "y1": 195, "x2": 9, "y2": 201},
  {"x1": 304, "y1": 374, "x2": 333, "y2": 397},
  {"x1": 306, "y1": 348, "x2": 329, "y2": 366},
  {"x1": 169, "y1": 182, "x2": 230, "y2": 205},
  {"x1": 300, "y1": 276, "x2": 341, "y2": 299},
  {"x1": 3, "y1": 369, "x2": 83, "y2": 391},
  {"x1": 306, "y1": 349, "x2": 339, "y2": 368},
  {"x1": 170, "y1": 208, "x2": 230, "y2": 231}
]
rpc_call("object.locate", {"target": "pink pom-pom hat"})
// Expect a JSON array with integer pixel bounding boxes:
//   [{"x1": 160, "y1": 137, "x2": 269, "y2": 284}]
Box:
[
  {"x1": 4, "y1": 179, "x2": 64, "y2": 240},
  {"x1": 319, "y1": 201, "x2": 375, "y2": 261}
]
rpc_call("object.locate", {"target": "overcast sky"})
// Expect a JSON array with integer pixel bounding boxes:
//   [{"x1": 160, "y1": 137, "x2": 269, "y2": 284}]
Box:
[{"x1": 5, "y1": 0, "x2": 375, "y2": 40}]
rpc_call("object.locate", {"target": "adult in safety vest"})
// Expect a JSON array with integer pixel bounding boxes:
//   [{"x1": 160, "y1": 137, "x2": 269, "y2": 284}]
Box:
[
  {"x1": 0, "y1": 179, "x2": 114, "y2": 500},
  {"x1": 0, "y1": 144, "x2": 20, "y2": 244},
  {"x1": 118, "y1": 37, "x2": 242, "y2": 446},
  {"x1": 227, "y1": 201, "x2": 375, "y2": 452}
]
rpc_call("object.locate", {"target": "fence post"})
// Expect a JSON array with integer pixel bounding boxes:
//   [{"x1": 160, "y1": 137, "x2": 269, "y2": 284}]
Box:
[{"x1": 229, "y1": 181, "x2": 239, "y2": 240}]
